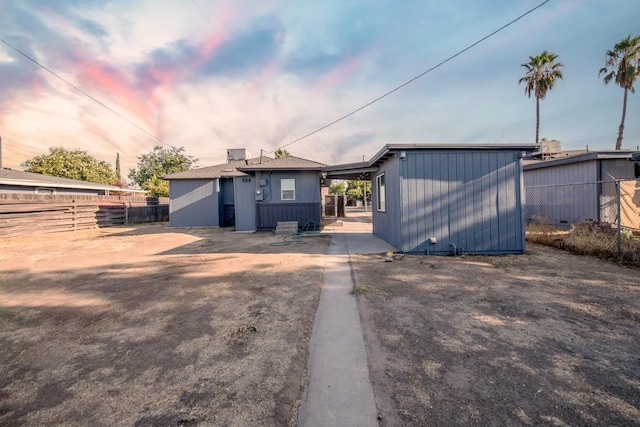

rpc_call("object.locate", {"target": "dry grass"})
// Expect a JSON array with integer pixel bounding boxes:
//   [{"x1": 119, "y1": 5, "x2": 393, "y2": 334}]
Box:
[{"x1": 526, "y1": 222, "x2": 640, "y2": 267}]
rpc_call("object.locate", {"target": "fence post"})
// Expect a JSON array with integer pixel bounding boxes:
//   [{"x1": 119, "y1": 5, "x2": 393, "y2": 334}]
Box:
[{"x1": 617, "y1": 180, "x2": 622, "y2": 258}]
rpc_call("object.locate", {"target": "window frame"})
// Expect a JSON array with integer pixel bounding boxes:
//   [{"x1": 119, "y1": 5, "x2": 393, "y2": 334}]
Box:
[
  {"x1": 376, "y1": 173, "x2": 386, "y2": 212},
  {"x1": 281, "y1": 178, "x2": 296, "y2": 201}
]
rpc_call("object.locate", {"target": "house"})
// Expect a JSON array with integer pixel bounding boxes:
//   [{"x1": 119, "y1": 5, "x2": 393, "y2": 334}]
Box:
[
  {"x1": 523, "y1": 149, "x2": 640, "y2": 227},
  {"x1": 164, "y1": 150, "x2": 325, "y2": 231},
  {"x1": 325, "y1": 144, "x2": 537, "y2": 254},
  {"x1": 0, "y1": 168, "x2": 141, "y2": 195}
]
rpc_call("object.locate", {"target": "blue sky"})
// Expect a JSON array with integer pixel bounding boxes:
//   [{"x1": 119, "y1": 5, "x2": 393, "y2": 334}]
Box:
[{"x1": 0, "y1": 0, "x2": 639, "y2": 175}]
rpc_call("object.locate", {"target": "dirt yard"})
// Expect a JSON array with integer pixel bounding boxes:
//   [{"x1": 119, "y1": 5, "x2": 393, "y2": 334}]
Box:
[
  {"x1": 0, "y1": 224, "x2": 329, "y2": 426},
  {"x1": 352, "y1": 244, "x2": 640, "y2": 426}
]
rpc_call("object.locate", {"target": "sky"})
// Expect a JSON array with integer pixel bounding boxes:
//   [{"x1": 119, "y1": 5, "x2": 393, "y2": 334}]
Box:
[{"x1": 1, "y1": 0, "x2": 639, "y2": 177}]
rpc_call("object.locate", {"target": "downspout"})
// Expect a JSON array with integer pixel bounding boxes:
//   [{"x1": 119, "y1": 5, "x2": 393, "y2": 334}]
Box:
[{"x1": 450, "y1": 243, "x2": 458, "y2": 256}]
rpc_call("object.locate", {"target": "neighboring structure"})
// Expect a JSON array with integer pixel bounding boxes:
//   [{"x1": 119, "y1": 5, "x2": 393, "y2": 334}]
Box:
[
  {"x1": 164, "y1": 151, "x2": 325, "y2": 231},
  {"x1": 325, "y1": 144, "x2": 536, "y2": 254},
  {"x1": 523, "y1": 150, "x2": 640, "y2": 226},
  {"x1": 0, "y1": 168, "x2": 140, "y2": 195}
]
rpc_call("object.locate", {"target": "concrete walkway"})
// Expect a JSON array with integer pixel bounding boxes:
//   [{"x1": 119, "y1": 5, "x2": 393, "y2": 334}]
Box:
[{"x1": 298, "y1": 212, "x2": 397, "y2": 426}]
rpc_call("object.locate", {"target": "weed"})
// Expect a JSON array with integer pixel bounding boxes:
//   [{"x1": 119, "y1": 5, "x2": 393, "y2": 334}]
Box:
[{"x1": 350, "y1": 286, "x2": 370, "y2": 296}]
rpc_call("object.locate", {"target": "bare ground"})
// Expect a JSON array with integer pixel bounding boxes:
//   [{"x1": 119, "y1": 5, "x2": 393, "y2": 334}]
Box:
[
  {"x1": 352, "y1": 244, "x2": 640, "y2": 426},
  {"x1": 0, "y1": 224, "x2": 329, "y2": 426}
]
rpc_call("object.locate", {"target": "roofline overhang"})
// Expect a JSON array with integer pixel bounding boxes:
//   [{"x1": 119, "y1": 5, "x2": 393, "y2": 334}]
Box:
[
  {"x1": 236, "y1": 166, "x2": 324, "y2": 172},
  {"x1": 369, "y1": 143, "x2": 539, "y2": 166},
  {"x1": 523, "y1": 151, "x2": 639, "y2": 170}
]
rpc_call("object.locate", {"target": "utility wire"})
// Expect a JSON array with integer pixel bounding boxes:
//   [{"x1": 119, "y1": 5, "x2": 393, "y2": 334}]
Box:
[
  {"x1": 0, "y1": 37, "x2": 173, "y2": 148},
  {"x1": 270, "y1": 0, "x2": 551, "y2": 153}
]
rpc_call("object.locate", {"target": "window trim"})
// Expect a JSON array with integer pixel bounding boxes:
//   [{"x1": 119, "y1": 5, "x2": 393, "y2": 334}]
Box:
[
  {"x1": 376, "y1": 173, "x2": 386, "y2": 212},
  {"x1": 281, "y1": 178, "x2": 296, "y2": 201}
]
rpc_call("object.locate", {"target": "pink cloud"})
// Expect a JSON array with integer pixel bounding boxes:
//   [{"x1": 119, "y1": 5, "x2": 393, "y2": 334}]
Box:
[
  {"x1": 307, "y1": 53, "x2": 367, "y2": 98},
  {"x1": 75, "y1": 56, "x2": 154, "y2": 127}
]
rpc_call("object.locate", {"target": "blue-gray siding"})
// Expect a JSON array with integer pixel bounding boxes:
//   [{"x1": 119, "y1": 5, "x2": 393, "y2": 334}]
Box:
[
  {"x1": 169, "y1": 179, "x2": 218, "y2": 227},
  {"x1": 234, "y1": 177, "x2": 257, "y2": 231},
  {"x1": 374, "y1": 150, "x2": 525, "y2": 254},
  {"x1": 601, "y1": 159, "x2": 637, "y2": 180},
  {"x1": 372, "y1": 157, "x2": 402, "y2": 249},
  {"x1": 256, "y1": 203, "x2": 321, "y2": 230},
  {"x1": 253, "y1": 170, "x2": 322, "y2": 229},
  {"x1": 254, "y1": 171, "x2": 321, "y2": 204}
]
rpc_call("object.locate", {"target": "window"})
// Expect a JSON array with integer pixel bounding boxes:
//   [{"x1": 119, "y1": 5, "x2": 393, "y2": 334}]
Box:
[
  {"x1": 281, "y1": 178, "x2": 295, "y2": 200},
  {"x1": 376, "y1": 173, "x2": 386, "y2": 212},
  {"x1": 35, "y1": 187, "x2": 55, "y2": 195},
  {"x1": 635, "y1": 163, "x2": 640, "y2": 178}
]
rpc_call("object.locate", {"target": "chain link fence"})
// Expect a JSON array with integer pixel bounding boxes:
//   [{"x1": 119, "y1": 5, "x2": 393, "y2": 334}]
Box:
[{"x1": 524, "y1": 179, "x2": 640, "y2": 266}]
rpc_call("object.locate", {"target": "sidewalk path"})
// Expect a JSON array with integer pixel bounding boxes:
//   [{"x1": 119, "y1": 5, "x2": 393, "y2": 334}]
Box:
[{"x1": 298, "y1": 212, "x2": 397, "y2": 426}]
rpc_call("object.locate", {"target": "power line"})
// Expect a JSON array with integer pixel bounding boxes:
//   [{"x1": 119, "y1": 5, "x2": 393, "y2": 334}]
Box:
[
  {"x1": 0, "y1": 37, "x2": 173, "y2": 148},
  {"x1": 270, "y1": 0, "x2": 551, "y2": 153}
]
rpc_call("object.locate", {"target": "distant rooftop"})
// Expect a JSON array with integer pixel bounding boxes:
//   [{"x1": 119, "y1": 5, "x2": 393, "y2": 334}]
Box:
[
  {"x1": 164, "y1": 156, "x2": 324, "y2": 180},
  {"x1": 0, "y1": 168, "x2": 142, "y2": 192},
  {"x1": 523, "y1": 150, "x2": 639, "y2": 170}
]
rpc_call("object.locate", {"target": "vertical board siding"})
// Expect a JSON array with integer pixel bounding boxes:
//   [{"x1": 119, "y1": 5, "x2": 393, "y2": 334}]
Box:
[
  {"x1": 233, "y1": 177, "x2": 257, "y2": 231},
  {"x1": 524, "y1": 160, "x2": 597, "y2": 186},
  {"x1": 256, "y1": 203, "x2": 321, "y2": 230},
  {"x1": 601, "y1": 159, "x2": 636, "y2": 180},
  {"x1": 524, "y1": 160, "x2": 602, "y2": 226},
  {"x1": 398, "y1": 150, "x2": 524, "y2": 254},
  {"x1": 169, "y1": 180, "x2": 218, "y2": 227},
  {"x1": 372, "y1": 157, "x2": 402, "y2": 249}
]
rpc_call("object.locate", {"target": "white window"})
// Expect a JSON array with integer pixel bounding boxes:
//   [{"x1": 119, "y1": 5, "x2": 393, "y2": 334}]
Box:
[
  {"x1": 376, "y1": 173, "x2": 386, "y2": 212},
  {"x1": 281, "y1": 178, "x2": 295, "y2": 200}
]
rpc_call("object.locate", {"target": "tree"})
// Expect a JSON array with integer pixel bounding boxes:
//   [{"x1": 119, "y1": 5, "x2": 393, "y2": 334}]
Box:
[
  {"x1": 346, "y1": 180, "x2": 371, "y2": 202},
  {"x1": 274, "y1": 149, "x2": 291, "y2": 158},
  {"x1": 329, "y1": 181, "x2": 346, "y2": 195},
  {"x1": 128, "y1": 146, "x2": 198, "y2": 197},
  {"x1": 145, "y1": 175, "x2": 169, "y2": 198},
  {"x1": 115, "y1": 152, "x2": 121, "y2": 180},
  {"x1": 22, "y1": 147, "x2": 117, "y2": 185},
  {"x1": 599, "y1": 35, "x2": 640, "y2": 150},
  {"x1": 519, "y1": 51, "x2": 564, "y2": 145}
]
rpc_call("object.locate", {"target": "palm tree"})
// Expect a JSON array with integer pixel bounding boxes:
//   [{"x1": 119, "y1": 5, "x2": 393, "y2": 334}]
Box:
[
  {"x1": 599, "y1": 35, "x2": 640, "y2": 151},
  {"x1": 519, "y1": 51, "x2": 564, "y2": 145},
  {"x1": 274, "y1": 148, "x2": 291, "y2": 158}
]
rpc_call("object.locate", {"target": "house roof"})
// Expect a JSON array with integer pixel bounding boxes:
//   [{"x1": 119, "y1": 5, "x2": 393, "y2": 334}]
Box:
[
  {"x1": 523, "y1": 151, "x2": 639, "y2": 170},
  {"x1": 162, "y1": 157, "x2": 271, "y2": 180},
  {"x1": 237, "y1": 155, "x2": 325, "y2": 171},
  {"x1": 0, "y1": 168, "x2": 143, "y2": 193},
  {"x1": 164, "y1": 156, "x2": 324, "y2": 180}
]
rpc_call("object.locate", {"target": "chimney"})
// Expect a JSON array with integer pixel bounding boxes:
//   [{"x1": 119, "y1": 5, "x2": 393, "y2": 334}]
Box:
[{"x1": 226, "y1": 148, "x2": 249, "y2": 162}]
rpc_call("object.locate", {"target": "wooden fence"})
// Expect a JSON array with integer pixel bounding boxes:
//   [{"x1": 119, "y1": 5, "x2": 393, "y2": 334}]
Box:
[{"x1": 0, "y1": 195, "x2": 169, "y2": 237}]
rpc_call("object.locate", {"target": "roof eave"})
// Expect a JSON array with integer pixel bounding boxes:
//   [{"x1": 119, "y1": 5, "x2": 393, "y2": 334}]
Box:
[{"x1": 369, "y1": 143, "x2": 538, "y2": 166}]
